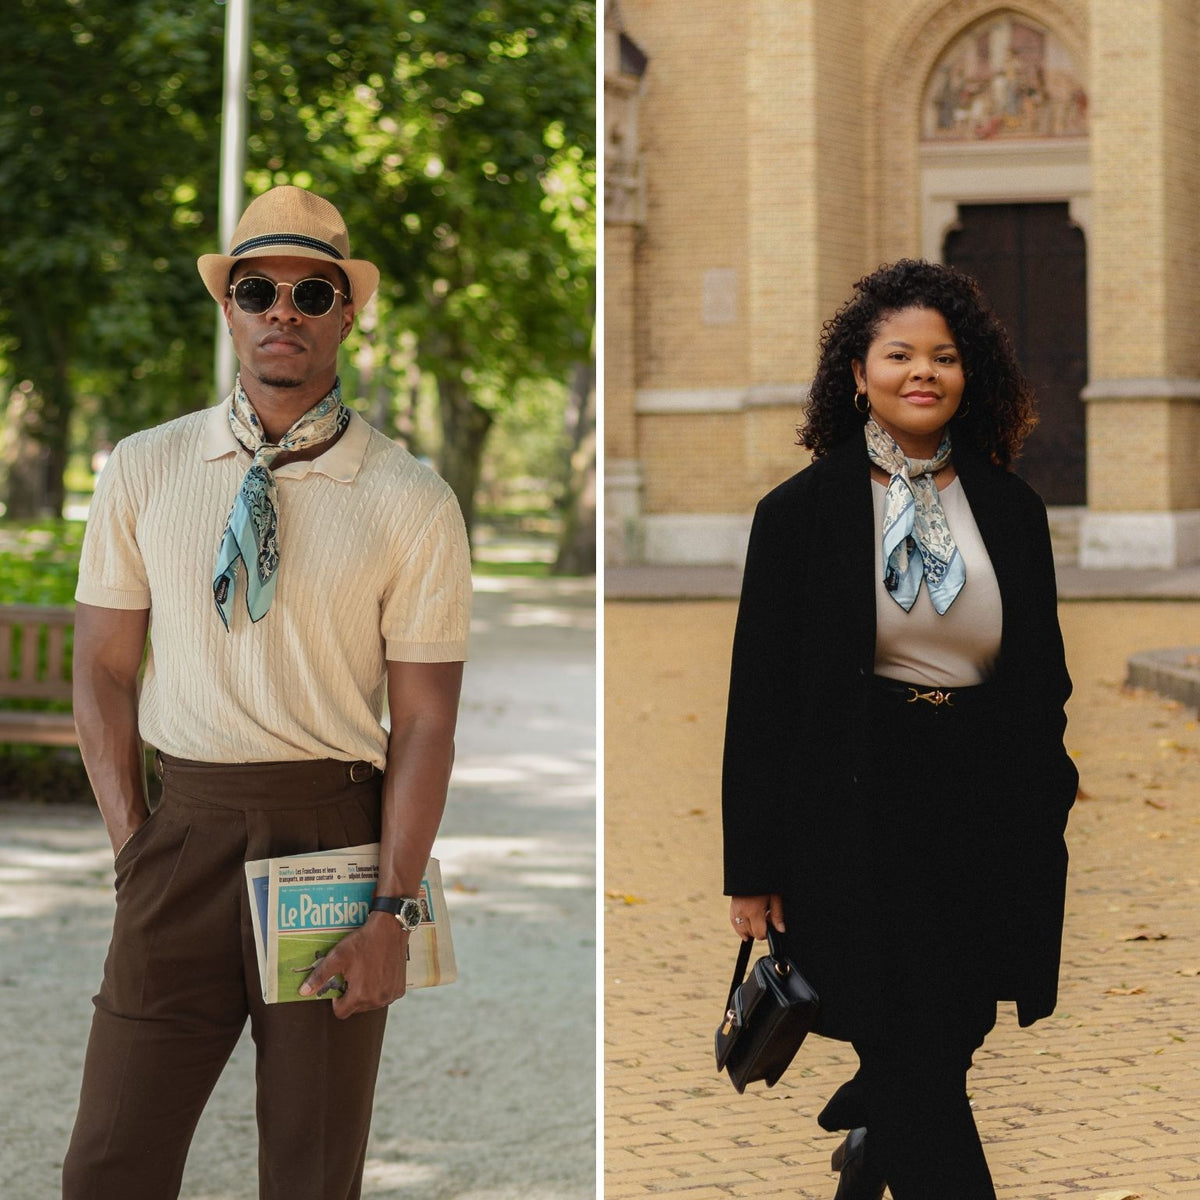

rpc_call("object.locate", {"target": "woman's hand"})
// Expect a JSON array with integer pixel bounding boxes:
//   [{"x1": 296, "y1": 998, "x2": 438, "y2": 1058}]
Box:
[{"x1": 729, "y1": 894, "x2": 784, "y2": 941}]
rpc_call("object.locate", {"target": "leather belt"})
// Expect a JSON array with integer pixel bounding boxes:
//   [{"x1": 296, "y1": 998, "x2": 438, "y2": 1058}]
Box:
[{"x1": 868, "y1": 675, "x2": 995, "y2": 711}]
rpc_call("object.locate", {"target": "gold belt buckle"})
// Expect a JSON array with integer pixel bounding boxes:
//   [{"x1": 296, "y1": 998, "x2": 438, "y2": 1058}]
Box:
[
  {"x1": 907, "y1": 687, "x2": 955, "y2": 707},
  {"x1": 349, "y1": 761, "x2": 375, "y2": 782}
]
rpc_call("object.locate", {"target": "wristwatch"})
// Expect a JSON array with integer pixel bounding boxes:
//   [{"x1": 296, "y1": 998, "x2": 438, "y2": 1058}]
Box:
[{"x1": 369, "y1": 895, "x2": 423, "y2": 932}]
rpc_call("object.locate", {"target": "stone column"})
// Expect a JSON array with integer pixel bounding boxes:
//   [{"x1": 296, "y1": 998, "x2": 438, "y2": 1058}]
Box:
[
  {"x1": 603, "y1": 6, "x2": 648, "y2": 565},
  {"x1": 1081, "y1": 0, "x2": 1200, "y2": 566}
]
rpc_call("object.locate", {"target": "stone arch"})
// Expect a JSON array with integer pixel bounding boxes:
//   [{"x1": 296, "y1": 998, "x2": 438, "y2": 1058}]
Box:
[{"x1": 866, "y1": 1, "x2": 1088, "y2": 261}]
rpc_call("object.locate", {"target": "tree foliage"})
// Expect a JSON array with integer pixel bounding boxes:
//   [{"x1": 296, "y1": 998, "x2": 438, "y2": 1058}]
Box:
[{"x1": 0, "y1": 0, "x2": 595, "y2": 563}]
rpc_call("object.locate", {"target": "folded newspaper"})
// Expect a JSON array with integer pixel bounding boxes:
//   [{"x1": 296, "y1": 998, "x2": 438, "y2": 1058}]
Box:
[{"x1": 244, "y1": 842, "x2": 457, "y2": 1003}]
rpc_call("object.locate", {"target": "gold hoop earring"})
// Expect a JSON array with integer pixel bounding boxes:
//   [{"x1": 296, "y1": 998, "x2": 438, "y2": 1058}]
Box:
[{"x1": 854, "y1": 391, "x2": 870, "y2": 414}]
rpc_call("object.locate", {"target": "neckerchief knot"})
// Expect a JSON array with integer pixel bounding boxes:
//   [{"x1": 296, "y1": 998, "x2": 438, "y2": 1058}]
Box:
[
  {"x1": 212, "y1": 376, "x2": 350, "y2": 629},
  {"x1": 864, "y1": 417, "x2": 965, "y2": 615}
]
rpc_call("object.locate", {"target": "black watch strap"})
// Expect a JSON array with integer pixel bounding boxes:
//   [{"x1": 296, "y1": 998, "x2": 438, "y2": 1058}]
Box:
[{"x1": 370, "y1": 895, "x2": 422, "y2": 929}]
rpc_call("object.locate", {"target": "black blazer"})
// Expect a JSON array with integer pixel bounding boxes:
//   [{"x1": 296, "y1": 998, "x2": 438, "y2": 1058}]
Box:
[{"x1": 721, "y1": 434, "x2": 1078, "y2": 1028}]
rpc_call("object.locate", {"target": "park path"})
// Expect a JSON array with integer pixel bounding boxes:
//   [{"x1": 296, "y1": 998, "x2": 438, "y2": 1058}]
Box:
[
  {"x1": 0, "y1": 575, "x2": 596, "y2": 1200},
  {"x1": 605, "y1": 599, "x2": 1200, "y2": 1199}
]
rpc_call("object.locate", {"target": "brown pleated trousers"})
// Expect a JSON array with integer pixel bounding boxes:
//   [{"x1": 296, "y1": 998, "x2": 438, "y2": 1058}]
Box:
[{"x1": 63, "y1": 755, "x2": 389, "y2": 1200}]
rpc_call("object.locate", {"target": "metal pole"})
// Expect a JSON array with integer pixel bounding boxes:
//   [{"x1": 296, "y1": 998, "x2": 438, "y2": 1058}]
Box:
[{"x1": 213, "y1": 0, "x2": 251, "y2": 400}]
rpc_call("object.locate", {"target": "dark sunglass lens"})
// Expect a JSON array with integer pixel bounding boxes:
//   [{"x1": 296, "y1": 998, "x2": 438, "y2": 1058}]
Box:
[
  {"x1": 233, "y1": 277, "x2": 276, "y2": 314},
  {"x1": 292, "y1": 278, "x2": 337, "y2": 316}
]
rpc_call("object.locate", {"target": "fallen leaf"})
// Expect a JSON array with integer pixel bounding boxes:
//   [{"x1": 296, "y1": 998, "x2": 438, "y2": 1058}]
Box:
[
  {"x1": 1177, "y1": 967, "x2": 1200, "y2": 977},
  {"x1": 604, "y1": 889, "x2": 647, "y2": 905},
  {"x1": 687, "y1": 808, "x2": 705, "y2": 816},
  {"x1": 450, "y1": 880, "x2": 479, "y2": 894},
  {"x1": 1143, "y1": 798, "x2": 1168, "y2": 810},
  {"x1": 1104, "y1": 986, "x2": 1146, "y2": 996},
  {"x1": 1094, "y1": 1191, "x2": 1141, "y2": 1200},
  {"x1": 1076, "y1": 786, "x2": 1093, "y2": 800},
  {"x1": 1122, "y1": 931, "x2": 1169, "y2": 941}
]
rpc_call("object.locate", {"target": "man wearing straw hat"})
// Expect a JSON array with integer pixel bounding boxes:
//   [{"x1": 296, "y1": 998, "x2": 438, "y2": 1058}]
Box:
[{"x1": 62, "y1": 185, "x2": 471, "y2": 1199}]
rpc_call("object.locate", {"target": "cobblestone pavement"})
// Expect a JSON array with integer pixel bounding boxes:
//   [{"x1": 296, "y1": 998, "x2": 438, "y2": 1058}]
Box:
[{"x1": 605, "y1": 600, "x2": 1200, "y2": 1199}]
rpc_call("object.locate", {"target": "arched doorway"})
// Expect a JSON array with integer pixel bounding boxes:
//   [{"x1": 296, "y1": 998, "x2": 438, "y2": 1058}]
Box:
[
  {"x1": 918, "y1": 10, "x2": 1090, "y2": 508},
  {"x1": 944, "y1": 202, "x2": 1087, "y2": 504}
]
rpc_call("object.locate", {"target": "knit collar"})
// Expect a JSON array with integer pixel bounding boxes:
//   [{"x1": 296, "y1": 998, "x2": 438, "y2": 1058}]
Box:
[{"x1": 200, "y1": 393, "x2": 369, "y2": 482}]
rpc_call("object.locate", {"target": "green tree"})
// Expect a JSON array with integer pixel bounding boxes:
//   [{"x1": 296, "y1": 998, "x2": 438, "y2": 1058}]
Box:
[
  {"x1": 1, "y1": 0, "x2": 596, "y2": 558},
  {"x1": 277, "y1": 2, "x2": 597, "y2": 537},
  {"x1": 0, "y1": 0, "x2": 224, "y2": 515}
]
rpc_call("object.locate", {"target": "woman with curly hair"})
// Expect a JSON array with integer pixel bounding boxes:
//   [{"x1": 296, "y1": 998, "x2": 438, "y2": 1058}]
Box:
[{"x1": 722, "y1": 259, "x2": 1077, "y2": 1198}]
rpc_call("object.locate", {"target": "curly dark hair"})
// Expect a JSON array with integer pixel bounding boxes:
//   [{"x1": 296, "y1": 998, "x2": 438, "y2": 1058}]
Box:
[{"x1": 797, "y1": 259, "x2": 1037, "y2": 467}]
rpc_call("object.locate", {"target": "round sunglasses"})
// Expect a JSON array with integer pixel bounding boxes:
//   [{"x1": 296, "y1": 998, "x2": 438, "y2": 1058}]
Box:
[{"x1": 229, "y1": 275, "x2": 349, "y2": 317}]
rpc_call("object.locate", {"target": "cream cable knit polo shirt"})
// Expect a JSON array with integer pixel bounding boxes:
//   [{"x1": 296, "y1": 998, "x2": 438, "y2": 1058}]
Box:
[{"x1": 75, "y1": 399, "x2": 471, "y2": 767}]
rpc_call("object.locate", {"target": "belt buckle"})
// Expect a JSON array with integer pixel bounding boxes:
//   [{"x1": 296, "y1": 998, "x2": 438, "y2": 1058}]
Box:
[
  {"x1": 349, "y1": 761, "x2": 375, "y2": 783},
  {"x1": 906, "y1": 687, "x2": 955, "y2": 708}
]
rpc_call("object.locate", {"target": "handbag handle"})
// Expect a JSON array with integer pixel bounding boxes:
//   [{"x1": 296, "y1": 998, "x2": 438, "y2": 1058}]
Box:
[{"x1": 724, "y1": 922, "x2": 789, "y2": 1013}]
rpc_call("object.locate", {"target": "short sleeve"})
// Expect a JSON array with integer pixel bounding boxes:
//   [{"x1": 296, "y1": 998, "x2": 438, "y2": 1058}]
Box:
[
  {"x1": 381, "y1": 491, "x2": 472, "y2": 662},
  {"x1": 74, "y1": 441, "x2": 152, "y2": 610}
]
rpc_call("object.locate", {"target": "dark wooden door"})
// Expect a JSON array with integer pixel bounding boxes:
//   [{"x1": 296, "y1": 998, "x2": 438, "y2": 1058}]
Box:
[{"x1": 944, "y1": 202, "x2": 1087, "y2": 505}]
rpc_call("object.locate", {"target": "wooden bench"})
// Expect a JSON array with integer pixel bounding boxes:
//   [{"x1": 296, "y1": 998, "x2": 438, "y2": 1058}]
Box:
[{"x1": 0, "y1": 604, "x2": 78, "y2": 747}]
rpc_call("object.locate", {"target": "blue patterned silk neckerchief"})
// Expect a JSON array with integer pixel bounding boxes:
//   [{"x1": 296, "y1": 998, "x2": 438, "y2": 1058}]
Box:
[
  {"x1": 212, "y1": 376, "x2": 350, "y2": 629},
  {"x1": 863, "y1": 417, "x2": 965, "y2": 615}
]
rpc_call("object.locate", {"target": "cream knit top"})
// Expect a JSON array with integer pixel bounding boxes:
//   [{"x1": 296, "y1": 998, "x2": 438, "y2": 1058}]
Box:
[{"x1": 75, "y1": 400, "x2": 472, "y2": 767}]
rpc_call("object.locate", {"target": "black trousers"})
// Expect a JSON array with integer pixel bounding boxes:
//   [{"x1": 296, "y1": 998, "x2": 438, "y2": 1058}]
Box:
[
  {"x1": 808, "y1": 679, "x2": 1014, "y2": 1197},
  {"x1": 63, "y1": 755, "x2": 388, "y2": 1200},
  {"x1": 823, "y1": 999, "x2": 998, "y2": 1199}
]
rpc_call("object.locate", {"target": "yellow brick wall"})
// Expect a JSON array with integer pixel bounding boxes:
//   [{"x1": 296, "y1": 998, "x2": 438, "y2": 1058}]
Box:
[
  {"x1": 623, "y1": 0, "x2": 750, "y2": 390},
  {"x1": 1087, "y1": 398, "x2": 1200, "y2": 511},
  {"x1": 1167, "y1": 399, "x2": 1200, "y2": 508},
  {"x1": 745, "y1": 2, "x2": 819, "y2": 386},
  {"x1": 813, "y1": 2, "x2": 870, "y2": 342},
  {"x1": 744, "y1": 404, "x2": 813, "y2": 504},
  {"x1": 1090, "y1": 0, "x2": 1167, "y2": 377},
  {"x1": 639, "y1": 413, "x2": 748, "y2": 515},
  {"x1": 604, "y1": 223, "x2": 638, "y2": 460},
  {"x1": 1161, "y1": 3, "x2": 1200, "y2": 374},
  {"x1": 1087, "y1": 401, "x2": 1171, "y2": 510}
]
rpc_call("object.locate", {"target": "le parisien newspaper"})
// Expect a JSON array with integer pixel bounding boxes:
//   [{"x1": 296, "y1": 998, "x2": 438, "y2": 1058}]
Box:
[{"x1": 245, "y1": 842, "x2": 457, "y2": 1003}]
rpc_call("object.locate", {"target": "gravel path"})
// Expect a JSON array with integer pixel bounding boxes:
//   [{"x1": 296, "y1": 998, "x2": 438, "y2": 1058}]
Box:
[{"x1": 0, "y1": 576, "x2": 596, "y2": 1200}]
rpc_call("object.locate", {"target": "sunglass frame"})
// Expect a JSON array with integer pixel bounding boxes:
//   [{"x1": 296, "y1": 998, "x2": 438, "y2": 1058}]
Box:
[{"x1": 229, "y1": 275, "x2": 349, "y2": 318}]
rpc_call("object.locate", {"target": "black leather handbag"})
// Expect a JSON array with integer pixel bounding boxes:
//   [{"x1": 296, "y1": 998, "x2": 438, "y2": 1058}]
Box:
[{"x1": 714, "y1": 925, "x2": 819, "y2": 1093}]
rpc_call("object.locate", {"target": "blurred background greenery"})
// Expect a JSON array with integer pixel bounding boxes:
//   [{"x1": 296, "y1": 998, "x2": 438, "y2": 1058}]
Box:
[{"x1": 0, "y1": 0, "x2": 596, "y2": 574}]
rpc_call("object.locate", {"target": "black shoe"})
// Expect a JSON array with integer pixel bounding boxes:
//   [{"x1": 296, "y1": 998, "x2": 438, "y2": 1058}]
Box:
[
  {"x1": 817, "y1": 1075, "x2": 869, "y2": 1132},
  {"x1": 831, "y1": 1127, "x2": 886, "y2": 1200}
]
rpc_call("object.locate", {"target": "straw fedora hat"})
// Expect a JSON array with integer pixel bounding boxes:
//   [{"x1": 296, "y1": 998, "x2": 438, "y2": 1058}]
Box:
[{"x1": 197, "y1": 185, "x2": 379, "y2": 307}]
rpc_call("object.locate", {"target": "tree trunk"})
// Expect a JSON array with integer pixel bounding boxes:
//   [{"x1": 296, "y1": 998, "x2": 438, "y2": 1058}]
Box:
[
  {"x1": 41, "y1": 347, "x2": 72, "y2": 517},
  {"x1": 4, "y1": 315, "x2": 74, "y2": 519},
  {"x1": 553, "y1": 357, "x2": 596, "y2": 576},
  {"x1": 1, "y1": 389, "x2": 49, "y2": 519},
  {"x1": 436, "y1": 374, "x2": 493, "y2": 543}
]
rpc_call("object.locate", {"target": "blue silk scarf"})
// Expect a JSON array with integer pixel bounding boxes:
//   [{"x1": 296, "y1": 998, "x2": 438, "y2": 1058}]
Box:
[
  {"x1": 864, "y1": 417, "x2": 965, "y2": 615},
  {"x1": 212, "y1": 376, "x2": 350, "y2": 629}
]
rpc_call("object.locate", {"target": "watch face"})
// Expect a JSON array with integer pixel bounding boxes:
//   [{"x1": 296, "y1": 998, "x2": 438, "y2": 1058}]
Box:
[{"x1": 398, "y1": 898, "x2": 423, "y2": 930}]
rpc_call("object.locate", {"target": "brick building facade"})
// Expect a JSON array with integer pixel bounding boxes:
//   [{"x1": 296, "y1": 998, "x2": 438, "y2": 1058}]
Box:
[{"x1": 604, "y1": 0, "x2": 1200, "y2": 569}]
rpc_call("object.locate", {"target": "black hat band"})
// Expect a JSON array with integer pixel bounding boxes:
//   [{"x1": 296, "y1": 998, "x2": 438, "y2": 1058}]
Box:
[{"x1": 230, "y1": 233, "x2": 345, "y2": 259}]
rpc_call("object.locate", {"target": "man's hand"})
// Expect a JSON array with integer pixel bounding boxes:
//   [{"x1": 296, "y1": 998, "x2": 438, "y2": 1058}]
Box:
[{"x1": 298, "y1": 911, "x2": 408, "y2": 1018}]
